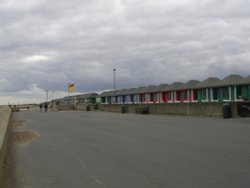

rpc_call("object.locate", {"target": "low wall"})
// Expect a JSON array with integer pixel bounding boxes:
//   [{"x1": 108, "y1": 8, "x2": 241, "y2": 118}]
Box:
[
  {"x1": 0, "y1": 108, "x2": 11, "y2": 177},
  {"x1": 75, "y1": 104, "x2": 89, "y2": 111},
  {"x1": 56, "y1": 102, "x2": 238, "y2": 117},
  {"x1": 56, "y1": 105, "x2": 74, "y2": 111},
  {"x1": 57, "y1": 104, "x2": 96, "y2": 111},
  {"x1": 100, "y1": 102, "x2": 238, "y2": 117}
]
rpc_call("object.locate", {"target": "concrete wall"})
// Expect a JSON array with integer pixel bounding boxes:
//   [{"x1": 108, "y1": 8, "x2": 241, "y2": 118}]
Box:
[
  {"x1": 0, "y1": 108, "x2": 11, "y2": 178},
  {"x1": 57, "y1": 102, "x2": 238, "y2": 117},
  {"x1": 56, "y1": 104, "x2": 96, "y2": 111},
  {"x1": 100, "y1": 102, "x2": 238, "y2": 117},
  {"x1": 75, "y1": 103, "x2": 89, "y2": 111},
  {"x1": 56, "y1": 105, "x2": 75, "y2": 111}
]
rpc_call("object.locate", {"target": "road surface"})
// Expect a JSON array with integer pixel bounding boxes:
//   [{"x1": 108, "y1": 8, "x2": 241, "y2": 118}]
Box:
[{"x1": 1, "y1": 110, "x2": 250, "y2": 188}]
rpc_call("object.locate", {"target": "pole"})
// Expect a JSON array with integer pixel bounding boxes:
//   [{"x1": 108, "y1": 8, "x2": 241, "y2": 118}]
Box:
[
  {"x1": 113, "y1": 68, "x2": 116, "y2": 104},
  {"x1": 52, "y1": 90, "x2": 54, "y2": 111},
  {"x1": 68, "y1": 83, "x2": 70, "y2": 105},
  {"x1": 113, "y1": 68, "x2": 116, "y2": 91},
  {"x1": 68, "y1": 83, "x2": 70, "y2": 97}
]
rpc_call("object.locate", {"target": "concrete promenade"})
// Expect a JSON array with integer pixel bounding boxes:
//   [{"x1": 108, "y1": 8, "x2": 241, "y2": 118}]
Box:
[
  {"x1": 0, "y1": 108, "x2": 11, "y2": 178},
  {"x1": 1, "y1": 110, "x2": 250, "y2": 187}
]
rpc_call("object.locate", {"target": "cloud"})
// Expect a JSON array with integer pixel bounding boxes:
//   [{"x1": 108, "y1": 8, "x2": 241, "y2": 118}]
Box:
[
  {"x1": 0, "y1": 84, "x2": 70, "y2": 105},
  {"x1": 0, "y1": 0, "x2": 250, "y2": 104},
  {"x1": 21, "y1": 55, "x2": 51, "y2": 63}
]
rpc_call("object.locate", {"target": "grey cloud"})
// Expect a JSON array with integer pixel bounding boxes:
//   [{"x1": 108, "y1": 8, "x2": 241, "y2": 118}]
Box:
[{"x1": 0, "y1": 0, "x2": 250, "y2": 103}]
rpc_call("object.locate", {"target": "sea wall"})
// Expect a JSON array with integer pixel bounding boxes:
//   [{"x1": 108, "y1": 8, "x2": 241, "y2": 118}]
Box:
[
  {"x1": 100, "y1": 102, "x2": 238, "y2": 117},
  {"x1": 0, "y1": 108, "x2": 11, "y2": 177}
]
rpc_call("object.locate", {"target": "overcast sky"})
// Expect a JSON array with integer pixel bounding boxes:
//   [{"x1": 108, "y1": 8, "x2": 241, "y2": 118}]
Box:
[{"x1": 1, "y1": 0, "x2": 250, "y2": 104}]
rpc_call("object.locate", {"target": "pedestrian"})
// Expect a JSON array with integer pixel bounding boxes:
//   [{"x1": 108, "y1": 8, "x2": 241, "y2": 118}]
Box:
[
  {"x1": 39, "y1": 103, "x2": 43, "y2": 112},
  {"x1": 44, "y1": 103, "x2": 48, "y2": 112}
]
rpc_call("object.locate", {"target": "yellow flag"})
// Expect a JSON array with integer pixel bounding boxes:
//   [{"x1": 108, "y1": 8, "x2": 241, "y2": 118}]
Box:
[{"x1": 69, "y1": 83, "x2": 75, "y2": 92}]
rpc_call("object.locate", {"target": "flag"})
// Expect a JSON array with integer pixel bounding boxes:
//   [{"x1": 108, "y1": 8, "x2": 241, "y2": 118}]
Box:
[{"x1": 69, "y1": 83, "x2": 75, "y2": 92}]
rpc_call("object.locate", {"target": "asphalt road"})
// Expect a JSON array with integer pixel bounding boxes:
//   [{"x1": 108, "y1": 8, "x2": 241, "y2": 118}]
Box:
[{"x1": 1, "y1": 110, "x2": 250, "y2": 188}]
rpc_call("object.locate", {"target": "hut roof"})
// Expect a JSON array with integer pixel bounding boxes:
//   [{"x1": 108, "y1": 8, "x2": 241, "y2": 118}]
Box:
[
  {"x1": 193, "y1": 77, "x2": 220, "y2": 88},
  {"x1": 177, "y1": 80, "x2": 200, "y2": 90},
  {"x1": 158, "y1": 84, "x2": 170, "y2": 92},
  {"x1": 115, "y1": 89, "x2": 130, "y2": 95},
  {"x1": 105, "y1": 91, "x2": 115, "y2": 97},
  {"x1": 63, "y1": 95, "x2": 75, "y2": 100},
  {"x1": 146, "y1": 85, "x2": 160, "y2": 93},
  {"x1": 99, "y1": 91, "x2": 112, "y2": 97},
  {"x1": 168, "y1": 82, "x2": 184, "y2": 90},
  {"x1": 114, "y1": 89, "x2": 122, "y2": 96},
  {"x1": 76, "y1": 94, "x2": 90, "y2": 99},
  {"x1": 137, "y1": 87, "x2": 148, "y2": 94},
  {"x1": 214, "y1": 75, "x2": 245, "y2": 87},
  {"x1": 238, "y1": 75, "x2": 250, "y2": 85},
  {"x1": 97, "y1": 74, "x2": 248, "y2": 97},
  {"x1": 89, "y1": 93, "x2": 98, "y2": 98},
  {"x1": 128, "y1": 88, "x2": 139, "y2": 95}
]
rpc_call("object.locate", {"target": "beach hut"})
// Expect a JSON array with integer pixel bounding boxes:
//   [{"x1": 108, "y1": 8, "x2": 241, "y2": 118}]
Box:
[
  {"x1": 175, "y1": 80, "x2": 200, "y2": 102},
  {"x1": 193, "y1": 77, "x2": 221, "y2": 102}
]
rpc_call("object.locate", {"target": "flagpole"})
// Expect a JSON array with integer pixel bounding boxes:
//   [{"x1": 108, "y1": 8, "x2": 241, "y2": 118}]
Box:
[
  {"x1": 68, "y1": 83, "x2": 70, "y2": 105},
  {"x1": 68, "y1": 83, "x2": 70, "y2": 97}
]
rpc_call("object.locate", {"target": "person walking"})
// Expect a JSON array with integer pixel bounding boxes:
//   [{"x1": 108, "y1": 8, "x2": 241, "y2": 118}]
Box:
[
  {"x1": 44, "y1": 103, "x2": 48, "y2": 112},
  {"x1": 39, "y1": 103, "x2": 43, "y2": 112}
]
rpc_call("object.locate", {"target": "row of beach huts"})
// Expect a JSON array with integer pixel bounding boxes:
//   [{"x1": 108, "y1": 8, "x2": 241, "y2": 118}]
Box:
[{"x1": 53, "y1": 75, "x2": 250, "y2": 106}]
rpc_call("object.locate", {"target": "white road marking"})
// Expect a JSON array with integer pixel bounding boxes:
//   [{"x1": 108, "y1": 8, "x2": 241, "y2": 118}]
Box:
[{"x1": 90, "y1": 176, "x2": 105, "y2": 186}]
